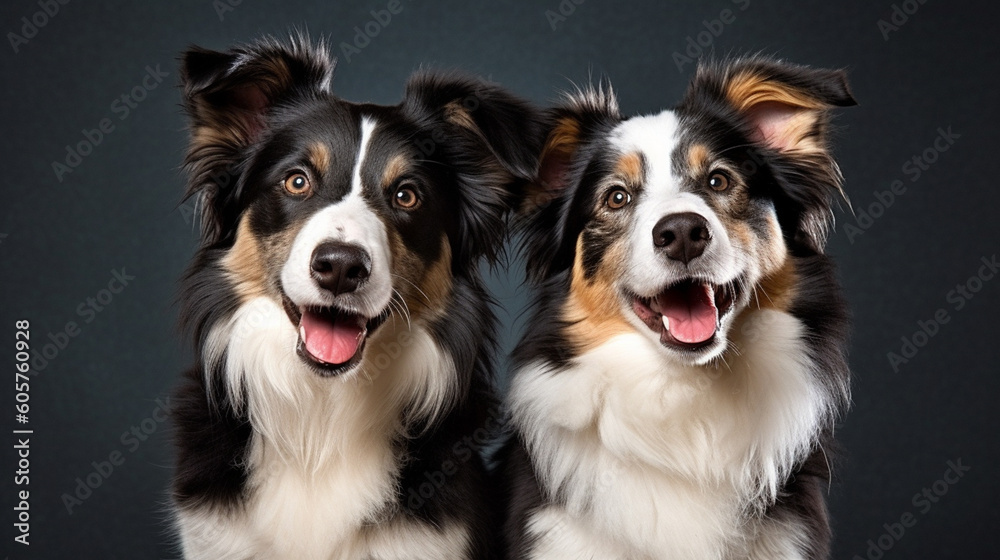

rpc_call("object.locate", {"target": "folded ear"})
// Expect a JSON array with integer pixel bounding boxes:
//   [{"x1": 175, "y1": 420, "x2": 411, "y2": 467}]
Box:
[
  {"x1": 521, "y1": 84, "x2": 621, "y2": 280},
  {"x1": 402, "y1": 72, "x2": 546, "y2": 264},
  {"x1": 721, "y1": 61, "x2": 856, "y2": 154},
  {"x1": 180, "y1": 36, "x2": 335, "y2": 243},
  {"x1": 685, "y1": 57, "x2": 857, "y2": 253}
]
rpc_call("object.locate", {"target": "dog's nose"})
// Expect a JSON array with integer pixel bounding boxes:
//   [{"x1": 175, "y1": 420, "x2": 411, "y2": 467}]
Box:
[
  {"x1": 652, "y1": 212, "x2": 711, "y2": 264},
  {"x1": 310, "y1": 242, "x2": 371, "y2": 295}
]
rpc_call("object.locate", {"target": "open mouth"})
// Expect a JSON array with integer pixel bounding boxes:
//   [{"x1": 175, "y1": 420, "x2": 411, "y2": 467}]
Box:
[
  {"x1": 630, "y1": 279, "x2": 739, "y2": 351},
  {"x1": 282, "y1": 296, "x2": 389, "y2": 376}
]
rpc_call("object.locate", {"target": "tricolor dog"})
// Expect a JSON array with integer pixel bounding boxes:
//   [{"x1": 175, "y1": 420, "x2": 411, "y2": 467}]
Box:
[
  {"x1": 503, "y1": 58, "x2": 856, "y2": 559},
  {"x1": 170, "y1": 36, "x2": 542, "y2": 560}
]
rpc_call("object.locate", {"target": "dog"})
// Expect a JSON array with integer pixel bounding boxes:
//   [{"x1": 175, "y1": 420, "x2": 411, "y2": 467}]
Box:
[
  {"x1": 170, "y1": 36, "x2": 543, "y2": 559},
  {"x1": 502, "y1": 57, "x2": 856, "y2": 559}
]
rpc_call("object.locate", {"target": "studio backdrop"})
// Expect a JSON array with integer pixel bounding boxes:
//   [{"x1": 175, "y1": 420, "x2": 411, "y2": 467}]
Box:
[{"x1": 1, "y1": 0, "x2": 997, "y2": 558}]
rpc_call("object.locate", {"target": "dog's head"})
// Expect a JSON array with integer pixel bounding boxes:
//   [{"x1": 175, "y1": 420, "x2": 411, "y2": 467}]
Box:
[
  {"x1": 181, "y1": 36, "x2": 542, "y2": 377},
  {"x1": 522, "y1": 58, "x2": 855, "y2": 365}
]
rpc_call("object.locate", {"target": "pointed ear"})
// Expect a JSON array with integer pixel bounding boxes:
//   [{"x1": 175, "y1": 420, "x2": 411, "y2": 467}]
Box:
[
  {"x1": 686, "y1": 58, "x2": 856, "y2": 253},
  {"x1": 180, "y1": 36, "x2": 335, "y2": 243},
  {"x1": 521, "y1": 85, "x2": 621, "y2": 280},
  {"x1": 402, "y1": 72, "x2": 547, "y2": 264}
]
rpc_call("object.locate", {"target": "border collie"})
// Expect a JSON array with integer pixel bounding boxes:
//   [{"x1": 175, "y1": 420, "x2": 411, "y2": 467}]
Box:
[
  {"x1": 171, "y1": 36, "x2": 542, "y2": 559},
  {"x1": 503, "y1": 58, "x2": 856, "y2": 559}
]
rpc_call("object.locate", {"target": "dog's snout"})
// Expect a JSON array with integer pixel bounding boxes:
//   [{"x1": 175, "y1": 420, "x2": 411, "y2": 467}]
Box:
[
  {"x1": 652, "y1": 212, "x2": 711, "y2": 264},
  {"x1": 310, "y1": 242, "x2": 371, "y2": 295}
]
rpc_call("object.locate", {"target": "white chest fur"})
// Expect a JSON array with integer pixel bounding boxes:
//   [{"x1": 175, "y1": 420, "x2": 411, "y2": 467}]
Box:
[
  {"x1": 510, "y1": 309, "x2": 835, "y2": 559},
  {"x1": 177, "y1": 297, "x2": 468, "y2": 559}
]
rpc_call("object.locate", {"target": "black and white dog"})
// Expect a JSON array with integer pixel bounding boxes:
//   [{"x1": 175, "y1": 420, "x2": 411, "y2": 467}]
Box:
[
  {"x1": 171, "y1": 36, "x2": 542, "y2": 559},
  {"x1": 503, "y1": 58, "x2": 856, "y2": 559}
]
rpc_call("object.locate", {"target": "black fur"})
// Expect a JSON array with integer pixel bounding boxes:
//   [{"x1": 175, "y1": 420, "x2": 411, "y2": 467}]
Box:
[
  {"x1": 503, "y1": 57, "x2": 855, "y2": 559},
  {"x1": 171, "y1": 35, "x2": 543, "y2": 559}
]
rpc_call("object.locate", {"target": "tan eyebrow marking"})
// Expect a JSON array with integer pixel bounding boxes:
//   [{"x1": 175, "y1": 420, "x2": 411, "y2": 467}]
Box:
[
  {"x1": 381, "y1": 154, "x2": 410, "y2": 189},
  {"x1": 308, "y1": 142, "x2": 330, "y2": 175},
  {"x1": 615, "y1": 151, "x2": 643, "y2": 183},
  {"x1": 688, "y1": 143, "x2": 710, "y2": 173}
]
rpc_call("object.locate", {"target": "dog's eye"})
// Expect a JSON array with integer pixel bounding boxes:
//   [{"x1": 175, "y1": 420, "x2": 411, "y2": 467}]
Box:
[
  {"x1": 394, "y1": 184, "x2": 420, "y2": 209},
  {"x1": 606, "y1": 187, "x2": 632, "y2": 210},
  {"x1": 283, "y1": 173, "x2": 312, "y2": 196},
  {"x1": 708, "y1": 172, "x2": 730, "y2": 192}
]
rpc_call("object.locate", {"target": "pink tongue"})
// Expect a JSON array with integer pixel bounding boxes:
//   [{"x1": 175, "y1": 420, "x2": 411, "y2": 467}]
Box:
[
  {"x1": 657, "y1": 283, "x2": 719, "y2": 344},
  {"x1": 300, "y1": 310, "x2": 365, "y2": 365}
]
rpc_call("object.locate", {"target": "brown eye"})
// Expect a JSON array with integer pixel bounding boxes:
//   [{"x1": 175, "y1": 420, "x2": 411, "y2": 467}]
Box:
[
  {"x1": 708, "y1": 172, "x2": 730, "y2": 192},
  {"x1": 283, "y1": 172, "x2": 311, "y2": 196},
  {"x1": 606, "y1": 187, "x2": 631, "y2": 210},
  {"x1": 394, "y1": 184, "x2": 420, "y2": 209}
]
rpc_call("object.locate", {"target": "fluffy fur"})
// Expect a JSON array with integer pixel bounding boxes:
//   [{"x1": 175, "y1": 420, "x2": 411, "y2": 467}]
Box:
[
  {"x1": 170, "y1": 35, "x2": 543, "y2": 560},
  {"x1": 503, "y1": 57, "x2": 856, "y2": 559}
]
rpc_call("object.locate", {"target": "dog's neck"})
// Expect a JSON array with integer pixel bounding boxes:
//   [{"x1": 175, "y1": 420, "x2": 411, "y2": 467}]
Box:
[
  {"x1": 204, "y1": 296, "x2": 457, "y2": 467},
  {"x1": 511, "y1": 307, "x2": 835, "y2": 553},
  {"x1": 515, "y1": 307, "x2": 833, "y2": 495},
  {"x1": 196, "y1": 295, "x2": 461, "y2": 556}
]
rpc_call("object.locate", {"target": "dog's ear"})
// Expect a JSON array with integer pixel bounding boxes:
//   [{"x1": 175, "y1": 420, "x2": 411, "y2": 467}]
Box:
[
  {"x1": 520, "y1": 84, "x2": 621, "y2": 280},
  {"x1": 685, "y1": 57, "x2": 856, "y2": 253},
  {"x1": 180, "y1": 36, "x2": 335, "y2": 244},
  {"x1": 402, "y1": 72, "x2": 546, "y2": 264}
]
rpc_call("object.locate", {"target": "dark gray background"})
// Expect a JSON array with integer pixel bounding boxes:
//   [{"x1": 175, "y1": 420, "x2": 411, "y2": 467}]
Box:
[{"x1": 1, "y1": 0, "x2": 997, "y2": 558}]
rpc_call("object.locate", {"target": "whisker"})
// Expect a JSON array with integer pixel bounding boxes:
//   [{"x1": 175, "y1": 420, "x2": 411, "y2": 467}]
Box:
[
  {"x1": 716, "y1": 142, "x2": 758, "y2": 156},
  {"x1": 390, "y1": 289, "x2": 412, "y2": 329},
  {"x1": 759, "y1": 287, "x2": 774, "y2": 306},
  {"x1": 391, "y1": 273, "x2": 432, "y2": 306},
  {"x1": 387, "y1": 297, "x2": 406, "y2": 327}
]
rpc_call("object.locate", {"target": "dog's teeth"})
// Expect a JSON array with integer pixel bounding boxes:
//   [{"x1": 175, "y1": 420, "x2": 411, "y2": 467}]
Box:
[
  {"x1": 299, "y1": 324, "x2": 306, "y2": 339},
  {"x1": 661, "y1": 315, "x2": 670, "y2": 331}
]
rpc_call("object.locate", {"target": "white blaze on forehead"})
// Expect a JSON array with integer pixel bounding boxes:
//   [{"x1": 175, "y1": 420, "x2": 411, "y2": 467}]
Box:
[
  {"x1": 609, "y1": 110, "x2": 720, "y2": 246},
  {"x1": 609, "y1": 110, "x2": 719, "y2": 245},
  {"x1": 280, "y1": 116, "x2": 393, "y2": 317},
  {"x1": 611, "y1": 110, "x2": 741, "y2": 315},
  {"x1": 610, "y1": 110, "x2": 683, "y2": 198},
  {"x1": 352, "y1": 117, "x2": 376, "y2": 196}
]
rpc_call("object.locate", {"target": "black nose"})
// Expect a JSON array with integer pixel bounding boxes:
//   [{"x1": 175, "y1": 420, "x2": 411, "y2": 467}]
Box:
[
  {"x1": 310, "y1": 242, "x2": 371, "y2": 295},
  {"x1": 652, "y1": 212, "x2": 711, "y2": 264}
]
